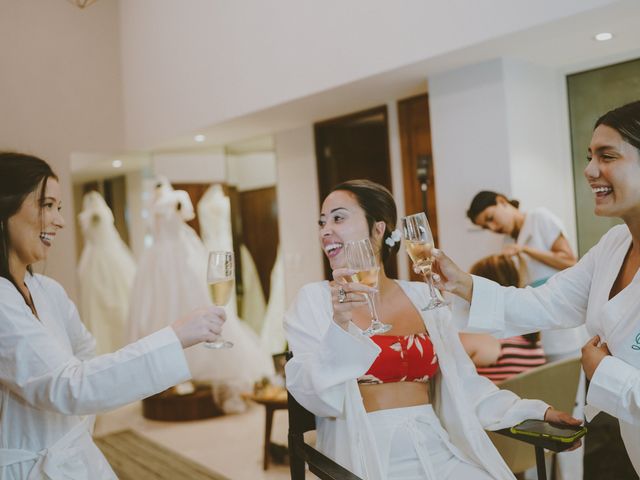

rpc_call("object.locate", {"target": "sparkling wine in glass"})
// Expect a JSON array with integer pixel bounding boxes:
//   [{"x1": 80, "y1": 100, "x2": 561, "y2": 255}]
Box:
[
  {"x1": 204, "y1": 251, "x2": 234, "y2": 349},
  {"x1": 401, "y1": 212, "x2": 447, "y2": 310},
  {"x1": 344, "y1": 238, "x2": 391, "y2": 336}
]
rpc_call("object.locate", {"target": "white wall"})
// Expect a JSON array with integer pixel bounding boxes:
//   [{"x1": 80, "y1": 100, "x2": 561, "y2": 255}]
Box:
[
  {"x1": 429, "y1": 59, "x2": 513, "y2": 270},
  {"x1": 0, "y1": 1, "x2": 124, "y2": 297},
  {"x1": 274, "y1": 126, "x2": 324, "y2": 304},
  {"x1": 428, "y1": 58, "x2": 576, "y2": 271},
  {"x1": 119, "y1": 0, "x2": 614, "y2": 149},
  {"x1": 386, "y1": 101, "x2": 410, "y2": 280},
  {"x1": 503, "y1": 58, "x2": 577, "y2": 251}
]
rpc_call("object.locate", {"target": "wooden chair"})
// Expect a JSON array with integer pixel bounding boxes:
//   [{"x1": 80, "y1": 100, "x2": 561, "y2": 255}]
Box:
[
  {"x1": 286, "y1": 354, "x2": 582, "y2": 480},
  {"x1": 287, "y1": 388, "x2": 363, "y2": 480}
]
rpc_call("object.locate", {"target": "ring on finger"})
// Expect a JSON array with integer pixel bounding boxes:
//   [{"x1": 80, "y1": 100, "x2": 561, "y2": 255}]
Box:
[{"x1": 337, "y1": 287, "x2": 347, "y2": 303}]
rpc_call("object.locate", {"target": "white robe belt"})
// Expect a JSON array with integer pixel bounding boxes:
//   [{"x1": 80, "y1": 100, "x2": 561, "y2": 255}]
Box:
[{"x1": 0, "y1": 416, "x2": 92, "y2": 479}]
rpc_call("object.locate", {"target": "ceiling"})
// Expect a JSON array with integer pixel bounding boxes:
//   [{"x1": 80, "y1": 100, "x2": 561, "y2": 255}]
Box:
[
  {"x1": 73, "y1": 0, "x2": 640, "y2": 181},
  {"x1": 153, "y1": 0, "x2": 640, "y2": 153}
]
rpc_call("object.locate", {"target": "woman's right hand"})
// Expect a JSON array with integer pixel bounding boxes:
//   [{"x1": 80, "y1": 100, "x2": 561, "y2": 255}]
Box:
[
  {"x1": 431, "y1": 249, "x2": 474, "y2": 302},
  {"x1": 330, "y1": 268, "x2": 375, "y2": 330},
  {"x1": 171, "y1": 306, "x2": 226, "y2": 348}
]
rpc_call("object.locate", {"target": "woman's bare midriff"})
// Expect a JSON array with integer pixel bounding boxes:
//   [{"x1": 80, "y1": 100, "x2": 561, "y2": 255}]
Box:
[{"x1": 359, "y1": 381, "x2": 430, "y2": 413}]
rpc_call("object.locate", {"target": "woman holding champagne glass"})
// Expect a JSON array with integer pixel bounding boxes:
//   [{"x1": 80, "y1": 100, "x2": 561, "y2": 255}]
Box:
[
  {"x1": 285, "y1": 179, "x2": 579, "y2": 480},
  {"x1": 0, "y1": 152, "x2": 227, "y2": 479},
  {"x1": 431, "y1": 100, "x2": 640, "y2": 474}
]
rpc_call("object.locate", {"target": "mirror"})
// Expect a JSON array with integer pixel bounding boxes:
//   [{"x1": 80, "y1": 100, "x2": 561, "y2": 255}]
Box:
[{"x1": 71, "y1": 136, "x2": 282, "y2": 348}]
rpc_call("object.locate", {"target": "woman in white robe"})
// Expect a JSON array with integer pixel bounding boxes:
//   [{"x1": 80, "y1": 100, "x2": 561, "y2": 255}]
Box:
[
  {"x1": 0, "y1": 152, "x2": 226, "y2": 479},
  {"x1": 464, "y1": 193, "x2": 589, "y2": 480},
  {"x1": 285, "y1": 179, "x2": 579, "y2": 480},
  {"x1": 433, "y1": 100, "x2": 640, "y2": 474},
  {"x1": 77, "y1": 191, "x2": 136, "y2": 354}
]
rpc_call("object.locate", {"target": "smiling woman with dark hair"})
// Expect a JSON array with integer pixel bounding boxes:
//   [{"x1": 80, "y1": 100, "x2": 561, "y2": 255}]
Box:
[
  {"x1": 284, "y1": 179, "x2": 579, "y2": 480},
  {"x1": 434, "y1": 100, "x2": 640, "y2": 474},
  {"x1": 0, "y1": 152, "x2": 227, "y2": 479}
]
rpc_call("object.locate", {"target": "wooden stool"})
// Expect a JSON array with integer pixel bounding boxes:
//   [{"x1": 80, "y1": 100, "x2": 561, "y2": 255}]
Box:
[
  {"x1": 142, "y1": 382, "x2": 222, "y2": 421},
  {"x1": 245, "y1": 387, "x2": 288, "y2": 470}
]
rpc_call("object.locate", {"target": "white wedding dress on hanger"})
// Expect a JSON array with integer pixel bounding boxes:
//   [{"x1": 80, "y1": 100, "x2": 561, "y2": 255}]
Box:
[
  {"x1": 129, "y1": 180, "x2": 273, "y2": 410},
  {"x1": 198, "y1": 185, "x2": 268, "y2": 333},
  {"x1": 197, "y1": 184, "x2": 239, "y2": 316},
  {"x1": 77, "y1": 191, "x2": 136, "y2": 355}
]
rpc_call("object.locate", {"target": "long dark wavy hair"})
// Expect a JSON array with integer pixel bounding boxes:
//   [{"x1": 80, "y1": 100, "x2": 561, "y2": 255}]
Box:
[{"x1": 0, "y1": 152, "x2": 57, "y2": 295}]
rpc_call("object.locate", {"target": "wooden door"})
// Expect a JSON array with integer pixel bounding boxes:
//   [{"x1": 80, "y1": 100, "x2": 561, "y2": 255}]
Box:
[
  {"x1": 397, "y1": 94, "x2": 438, "y2": 281},
  {"x1": 314, "y1": 105, "x2": 397, "y2": 278},
  {"x1": 238, "y1": 187, "x2": 279, "y2": 299}
]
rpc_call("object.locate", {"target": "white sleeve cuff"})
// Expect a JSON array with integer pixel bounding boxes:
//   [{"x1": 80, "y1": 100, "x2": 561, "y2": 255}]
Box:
[
  {"x1": 449, "y1": 294, "x2": 471, "y2": 331},
  {"x1": 467, "y1": 275, "x2": 504, "y2": 333},
  {"x1": 314, "y1": 321, "x2": 381, "y2": 386},
  {"x1": 141, "y1": 327, "x2": 192, "y2": 388},
  {"x1": 587, "y1": 355, "x2": 637, "y2": 424}
]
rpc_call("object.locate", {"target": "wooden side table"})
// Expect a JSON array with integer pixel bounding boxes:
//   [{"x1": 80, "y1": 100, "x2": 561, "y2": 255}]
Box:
[{"x1": 244, "y1": 388, "x2": 288, "y2": 470}]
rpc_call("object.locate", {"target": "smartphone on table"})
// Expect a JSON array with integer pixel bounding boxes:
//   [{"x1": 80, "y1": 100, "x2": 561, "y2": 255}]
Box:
[{"x1": 510, "y1": 419, "x2": 586, "y2": 443}]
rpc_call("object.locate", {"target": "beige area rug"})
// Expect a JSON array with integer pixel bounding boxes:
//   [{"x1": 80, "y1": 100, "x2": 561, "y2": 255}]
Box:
[{"x1": 95, "y1": 429, "x2": 229, "y2": 480}]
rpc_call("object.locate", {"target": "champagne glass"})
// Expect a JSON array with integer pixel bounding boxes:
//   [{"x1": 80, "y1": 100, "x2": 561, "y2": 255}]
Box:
[
  {"x1": 344, "y1": 238, "x2": 391, "y2": 336},
  {"x1": 204, "y1": 251, "x2": 234, "y2": 349},
  {"x1": 401, "y1": 212, "x2": 447, "y2": 310}
]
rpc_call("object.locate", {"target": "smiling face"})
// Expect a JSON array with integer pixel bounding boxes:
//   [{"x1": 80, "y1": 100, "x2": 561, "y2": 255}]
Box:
[
  {"x1": 585, "y1": 125, "x2": 640, "y2": 220},
  {"x1": 473, "y1": 196, "x2": 518, "y2": 236},
  {"x1": 318, "y1": 190, "x2": 375, "y2": 270},
  {"x1": 7, "y1": 177, "x2": 65, "y2": 274}
]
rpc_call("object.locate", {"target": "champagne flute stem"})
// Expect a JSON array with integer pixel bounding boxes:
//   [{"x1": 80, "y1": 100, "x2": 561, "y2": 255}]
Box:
[
  {"x1": 428, "y1": 273, "x2": 440, "y2": 300},
  {"x1": 365, "y1": 291, "x2": 380, "y2": 324},
  {"x1": 421, "y1": 268, "x2": 439, "y2": 300}
]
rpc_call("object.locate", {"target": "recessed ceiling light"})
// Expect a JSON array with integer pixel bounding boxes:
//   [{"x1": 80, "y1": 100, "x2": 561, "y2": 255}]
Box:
[
  {"x1": 594, "y1": 32, "x2": 613, "y2": 41},
  {"x1": 112, "y1": 159, "x2": 123, "y2": 168},
  {"x1": 194, "y1": 134, "x2": 206, "y2": 143}
]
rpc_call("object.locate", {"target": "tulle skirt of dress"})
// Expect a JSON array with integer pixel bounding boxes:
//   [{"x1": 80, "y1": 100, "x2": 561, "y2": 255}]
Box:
[{"x1": 128, "y1": 228, "x2": 274, "y2": 403}]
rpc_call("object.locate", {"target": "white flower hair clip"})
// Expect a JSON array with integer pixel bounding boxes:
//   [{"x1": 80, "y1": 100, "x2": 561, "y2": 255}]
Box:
[{"x1": 385, "y1": 229, "x2": 402, "y2": 247}]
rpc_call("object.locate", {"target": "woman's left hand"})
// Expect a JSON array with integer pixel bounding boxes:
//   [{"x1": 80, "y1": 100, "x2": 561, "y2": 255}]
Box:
[{"x1": 581, "y1": 335, "x2": 611, "y2": 380}]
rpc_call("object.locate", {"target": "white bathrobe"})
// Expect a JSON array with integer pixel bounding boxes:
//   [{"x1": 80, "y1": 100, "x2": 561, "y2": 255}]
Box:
[
  {"x1": 285, "y1": 280, "x2": 549, "y2": 480},
  {"x1": 0, "y1": 274, "x2": 191, "y2": 479},
  {"x1": 458, "y1": 223, "x2": 640, "y2": 474}
]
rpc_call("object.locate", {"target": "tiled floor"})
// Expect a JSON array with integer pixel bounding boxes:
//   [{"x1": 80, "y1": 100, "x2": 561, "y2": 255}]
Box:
[{"x1": 95, "y1": 401, "x2": 297, "y2": 479}]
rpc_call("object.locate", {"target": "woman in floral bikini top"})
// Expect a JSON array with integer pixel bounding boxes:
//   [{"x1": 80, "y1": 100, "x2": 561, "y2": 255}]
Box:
[
  {"x1": 358, "y1": 333, "x2": 439, "y2": 385},
  {"x1": 286, "y1": 179, "x2": 579, "y2": 480}
]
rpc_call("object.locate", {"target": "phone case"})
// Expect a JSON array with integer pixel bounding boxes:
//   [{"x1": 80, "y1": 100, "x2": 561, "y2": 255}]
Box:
[{"x1": 509, "y1": 422, "x2": 587, "y2": 443}]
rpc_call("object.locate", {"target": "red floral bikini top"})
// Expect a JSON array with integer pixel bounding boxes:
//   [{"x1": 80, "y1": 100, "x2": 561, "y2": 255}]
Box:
[{"x1": 358, "y1": 333, "x2": 439, "y2": 385}]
